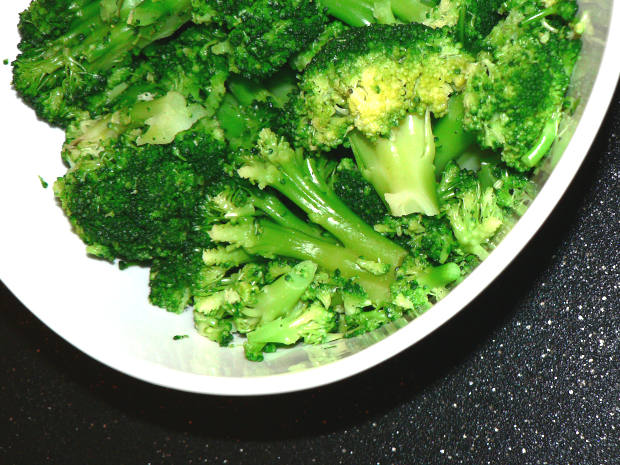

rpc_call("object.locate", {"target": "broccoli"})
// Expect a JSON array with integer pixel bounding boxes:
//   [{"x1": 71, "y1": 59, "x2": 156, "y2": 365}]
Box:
[
  {"x1": 425, "y1": 0, "x2": 505, "y2": 52},
  {"x1": 216, "y1": 73, "x2": 297, "y2": 149},
  {"x1": 209, "y1": 0, "x2": 328, "y2": 79},
  {"x1": 319, "y1": 0, "x2": 440, "y2": 26},
  {"x1": 12, "y1": 0, "x2": 198, "y2": 127},
  {"x1": 238, "y1": 129, "x2": 407, "y2": 267},
  {"x1": 462, "y1": 0, "x2": 582, "y2": 171},
  {"x1": 437, "y1": 162, "x2": 535, "y2": 259},
  {"x1": 295, "y1": 23, "x2": 473, "y2": 216},
  {"x1": 11, "y1": 0, "x2": 582, "y2": 361},
  {"x1": 202, "y1": 129, "x2": 463, "y2": 357},
  {"x1": 330, "y1": 158, "x2": 388, "y2": 226},
  {"x1": 54, "y1": 124, "x2": 227, "y2": 263}
]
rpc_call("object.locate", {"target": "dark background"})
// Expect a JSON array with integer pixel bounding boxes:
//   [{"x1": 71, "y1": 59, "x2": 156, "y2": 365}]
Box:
[{"x1": 2, "y1": 84, "x2": 618, "y2": 464}]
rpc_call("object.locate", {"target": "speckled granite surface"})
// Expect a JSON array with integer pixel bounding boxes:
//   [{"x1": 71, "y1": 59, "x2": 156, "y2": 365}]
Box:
[{"x1": 2, "y1": 85, "x2": 618, "y2": 464}]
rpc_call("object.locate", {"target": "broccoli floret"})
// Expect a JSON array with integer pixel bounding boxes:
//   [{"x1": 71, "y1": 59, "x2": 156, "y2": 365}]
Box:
[
  {"x1": 211, "y1": 0, "x2": 328, "y2": 79},
  {"x1": 54, "y1": 127, "x2": 227, "y2": 264},
  {"x1": 12, "y1": 0, "x2": 196, "y2": 127},
  {"x1": 297, "y1": 24, "x2": 472, "y2": 148},
  {"x1": 291, "y1": 21, "x2": 349, "y2": 72},
  {"x1": 295, "y1": 23, "x2": 472, "y2": 217},
  {"x1": 463, "y1": 0, "x2": 581, "y2": 171},
  {"x1": 330, "y1": 158, "x2": 388, "y2": 225},
  {"x1": 437, "y1": 162, "x2": 535, "y2": 259}
]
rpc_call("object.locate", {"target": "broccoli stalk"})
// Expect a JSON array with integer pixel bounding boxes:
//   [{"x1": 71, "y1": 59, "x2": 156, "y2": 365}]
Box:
[
  {"x1": 349, "y1": 111, "x2": 439, "y2": 217},
  {"x1": 521, "y1": 114, "x2": 560, "y2": 168},
  {"x1": 245, "y1": 301, "x2": 336, "y2": 360},
  {"x1": 238, "y1": 129, "x2": 407, "y2": 267},
  {"x1": 433, "y1": 93, "x2": 476, "y2": 176},
  {"x1": 209, "y1": 218, "x2": 395, "y2": 303},
  {"x1": 319, "y1": 0, "x2": 437, "y2": 26},
  {"x1": 240, "y1": 260, "x2": 319, "y2": 324}
]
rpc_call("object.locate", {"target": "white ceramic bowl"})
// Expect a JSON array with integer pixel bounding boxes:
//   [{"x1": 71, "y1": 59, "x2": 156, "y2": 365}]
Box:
[{"x1": 0, "y1": 1, "x2": 618, "y2": 395}]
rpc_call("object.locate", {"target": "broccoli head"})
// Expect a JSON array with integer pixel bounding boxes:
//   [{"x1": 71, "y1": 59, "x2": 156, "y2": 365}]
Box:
[
  {"x1": 296, "y1": 23, "x2": 473, "y2": 149},
  {"x1": 463, "y1": 0, "x2": 582, "y2": 171},
  {"x1": 54, "y1": 127, "x2": 227, "y2": 264}
]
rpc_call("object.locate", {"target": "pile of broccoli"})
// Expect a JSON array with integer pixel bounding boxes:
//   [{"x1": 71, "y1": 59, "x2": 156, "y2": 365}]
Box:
[{"x1": 12, "y1": 0, "x2": 582, "y2": 360}]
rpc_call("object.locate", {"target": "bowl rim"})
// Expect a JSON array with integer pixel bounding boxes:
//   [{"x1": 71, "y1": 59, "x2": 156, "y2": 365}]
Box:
[{"x1": 3, "y1": 3, "x2": 620, "y2": 396}]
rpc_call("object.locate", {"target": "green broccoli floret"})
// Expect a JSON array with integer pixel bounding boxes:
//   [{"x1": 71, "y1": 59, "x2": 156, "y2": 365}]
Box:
[
  {"x1": 54, "y1": 126, "x2": 227, "y2": 264},
  {"x1": 291, "y1": 21, "x2": 349, "y2": 72},
  {"x1": 463, "y1": 0, "x2": 582, "y2": 171},
  {"x1": 245, "y1": 300, "x2": 337, "y2": 360},
  {"x1": 391, "y1": 254, "x2": 461, "y2": 311},
  {"x1": 297, "y1": 24, "x2": 472, "y2": 148},
  {"x1": 425, "y1": 0, "x2": 505, "y2": 52},
  {"x1": 437, "y1": 162, "x2": 535, "y2": 259},
  {"x1": 210, "y1": 0, "x2": 328, "y2": 79},
  {"x1": 12, "y1": 0, "x2": 196, "y2": 127},
  {"x1": 58, "y1": 24, "x2": 229, "y2": 161},
  {"x1": 295, "y1": 23, "x2": 473, "y2": 217},
  {"x1": 330, "y1": 158, "x2": 388, "y2": 225}
]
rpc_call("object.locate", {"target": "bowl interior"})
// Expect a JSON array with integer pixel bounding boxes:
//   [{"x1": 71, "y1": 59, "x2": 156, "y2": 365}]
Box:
[{"x1": 0, "y1": 0, "x2": 617, "y2": 395}]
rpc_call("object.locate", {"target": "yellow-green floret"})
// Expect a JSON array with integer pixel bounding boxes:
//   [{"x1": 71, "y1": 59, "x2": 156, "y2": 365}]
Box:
[{"x1": 295, "y1": 23, "x2": 474, "y2": 150}]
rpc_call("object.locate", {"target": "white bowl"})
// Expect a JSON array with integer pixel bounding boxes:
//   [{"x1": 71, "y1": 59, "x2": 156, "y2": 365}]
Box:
[{"x1": 1, "y1": 1, "x2": 618, "y2": 395}]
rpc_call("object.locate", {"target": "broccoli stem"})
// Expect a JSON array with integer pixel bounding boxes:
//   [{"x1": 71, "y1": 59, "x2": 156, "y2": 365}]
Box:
[
  {"x1": 318, "y1": 0, "x2": 434, "y2": 26},
  {"x1": 209, "y1": 219, "x2": 394, "y2": 302},
  {"x1": 416, "y1": 262, "x2": 461, "y2": 289},
  {"x1": 521, "y1": 115, "x2": 560, "y2": 168},
  {"x1": 349, "y1": 112, "x2": 439, "y2": 217},
  {"x1": 318, "y1": 0, "x2": 376, "y2": 26},
  {"x1": 245, "y1": 131, "x2": 407, "y2": 266},
  {"x1": 250, "y1": 191, "x2": 337, "y2": 243},
  {"x1": 433, "y1": 94, "x2": 475, "y2": 176},
  {"x1": 243, "y1": 261, "x2": 318, "y2": 323},
  {"x1": 390, "y1": 0, "x2": 435, "y2": 23}
]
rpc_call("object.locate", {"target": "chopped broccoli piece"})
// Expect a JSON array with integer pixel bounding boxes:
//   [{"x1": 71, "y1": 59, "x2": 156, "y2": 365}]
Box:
[{"x1": 462, "y1": 0, "x2": 581, "y2": 171}]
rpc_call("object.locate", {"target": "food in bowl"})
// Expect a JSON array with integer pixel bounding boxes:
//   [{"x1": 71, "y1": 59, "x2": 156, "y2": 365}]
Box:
[{"x1": 10, "y1": 0, "x2": 583, "y2": 360}]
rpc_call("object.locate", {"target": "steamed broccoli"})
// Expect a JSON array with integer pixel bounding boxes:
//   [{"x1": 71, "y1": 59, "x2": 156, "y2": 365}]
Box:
[
  {"x1": 437, "y1": 162, "x2": 536, "y2": 259},
  {"x1": 462, "y1": 0, "x2": 581, "y2": 171},
  {"x1": 54, "y1": 124, "x2": 227, "y2": 264},
  {"x1": 210, "y1": 0, "x2": 328, "y2": 79},
  {"x1": 11, "y1": 0, "x2": 582, "y2": 361},
  {"x1": 295, "y1": 23, "x2": 473, "y2": 217},
  {"x1": 12, "y1": 0, "x2": 197, "y2": 127},
  {"x1": 319, "y1": 0, "x2": 440, "y2": 26}
]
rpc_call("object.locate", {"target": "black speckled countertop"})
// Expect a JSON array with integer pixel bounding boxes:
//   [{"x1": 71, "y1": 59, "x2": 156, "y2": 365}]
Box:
[{"x1": 2, "y1": 84, "x2": 618, "y2": 464}]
